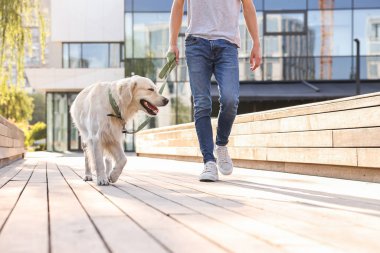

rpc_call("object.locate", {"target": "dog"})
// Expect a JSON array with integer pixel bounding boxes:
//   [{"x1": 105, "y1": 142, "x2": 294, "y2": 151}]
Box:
[{"x1": 70, "y1": 75, "x2": 169, "y2": 185}]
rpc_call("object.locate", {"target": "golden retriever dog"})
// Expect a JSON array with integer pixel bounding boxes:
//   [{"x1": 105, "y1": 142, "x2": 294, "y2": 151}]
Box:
[{"x1": 70, "y1": 75, "x2": 169, "y2": 185}]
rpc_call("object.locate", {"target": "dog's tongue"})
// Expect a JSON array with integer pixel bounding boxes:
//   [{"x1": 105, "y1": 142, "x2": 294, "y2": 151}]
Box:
[{"x1": 144, "y1": 101, "x2": 159, "y2": 114}]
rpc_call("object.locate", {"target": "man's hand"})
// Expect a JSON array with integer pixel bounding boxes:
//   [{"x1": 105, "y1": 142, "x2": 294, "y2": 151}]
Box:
[
  {"x1": 250, "y1": 46, "x2": 261, "y2": 71},
  {"x1": 169, "y1": 0, "x2": 184, "y2": 65},
  {"x1": 242, "y1": 0, "x2": 261, "y2": 71},
  {"x1": 168, "y1": 45, "x2": 180, "y2": 65}
]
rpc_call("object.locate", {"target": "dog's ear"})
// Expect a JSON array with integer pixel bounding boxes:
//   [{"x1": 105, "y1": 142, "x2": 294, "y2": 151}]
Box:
[
  {"x1": 127, "y1": 78, "x2": 137, "y2": 96},
  {"x1": 118, "y1": 78, "x2": 136, "y2": 95},
  {"x1": 117, "y1": 78, "x2": 137, "y2": 106}
]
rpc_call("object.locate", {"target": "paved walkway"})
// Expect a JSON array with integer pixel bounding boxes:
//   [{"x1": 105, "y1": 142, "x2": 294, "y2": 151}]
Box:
[{"x1": 0, "y1": 152, "x2": 379, "y2": 253}]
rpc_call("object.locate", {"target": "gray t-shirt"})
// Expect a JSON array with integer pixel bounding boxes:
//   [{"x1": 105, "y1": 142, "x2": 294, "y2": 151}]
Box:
[{"x1": 186, "y1": 0, "x2": 242, "y2": 47}]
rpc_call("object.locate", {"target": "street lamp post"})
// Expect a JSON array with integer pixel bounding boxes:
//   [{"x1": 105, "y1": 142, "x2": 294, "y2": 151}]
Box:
[{"x1": 354, "y1": 39, "x2": 361, "y2": 95}]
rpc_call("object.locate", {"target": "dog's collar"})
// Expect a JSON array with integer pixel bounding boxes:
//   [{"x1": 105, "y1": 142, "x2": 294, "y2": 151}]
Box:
[
  {"x1": 107, "y1": 89, "x2": 129, "y2": 134},
  {"x1": 107, "y1": 88, "x2": 123, "y2": 120}
]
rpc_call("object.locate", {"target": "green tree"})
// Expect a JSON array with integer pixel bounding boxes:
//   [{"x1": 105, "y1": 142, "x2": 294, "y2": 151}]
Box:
[
  {"x1": 25, "y1": 121, "x2": 46, "y2": 147},
  {"x1": 0, "y1": 0, "x2": 46, "y2": 123},
  {"x1": 0, "y1": 83, "x2": 34, "y2": 122}
]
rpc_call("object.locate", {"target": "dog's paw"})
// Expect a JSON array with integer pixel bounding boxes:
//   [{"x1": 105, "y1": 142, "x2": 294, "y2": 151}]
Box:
[
  {"x1": 109, "y1": 169, "x2": 122, "y2": 183},
  {"x1": 97, "y1": 176, "x2": 110, "y2": 186},
  {"x1": 83, "y1": 175, "x2": 93, "y2": 181}
]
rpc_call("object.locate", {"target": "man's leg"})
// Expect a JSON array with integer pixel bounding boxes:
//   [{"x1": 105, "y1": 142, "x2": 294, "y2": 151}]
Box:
[
  {"x1": 213, "y1": 40, "x2": 239, "y2": 175},
  {"x1": 214, "y1": 40, "x2": 240, "y2": 146},
  {"x1": 185, "y1": 36, "x2": 215, "y2": 164}
]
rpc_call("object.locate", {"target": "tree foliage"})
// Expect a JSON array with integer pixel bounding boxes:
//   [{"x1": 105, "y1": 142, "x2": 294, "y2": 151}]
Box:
[
  {"x1": 0, "y1": 82, "x2": 34, "y2": 121},
  {"x1": 0, "y1": 0, "x2": 46, "y2": 123},
  {"x1": 25, "y1": 121, "x2": 46, "y2": 147},
  {"x1": 0, "y1": 0, "x2": 47, "y2": 85}
]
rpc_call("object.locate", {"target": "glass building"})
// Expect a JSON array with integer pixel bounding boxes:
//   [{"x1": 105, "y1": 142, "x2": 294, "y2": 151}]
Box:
[{"x1": 37, "y1": 0, "x2": 380, "y2": 152}]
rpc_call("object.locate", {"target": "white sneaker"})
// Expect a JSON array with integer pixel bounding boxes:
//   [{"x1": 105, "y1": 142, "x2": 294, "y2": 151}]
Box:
[
  {"x1": 215, "y1": 145, "x2": 233, "y2": 175},
  {"x1": 199, "y1": 161, "x2": 219, "y2": 182}
]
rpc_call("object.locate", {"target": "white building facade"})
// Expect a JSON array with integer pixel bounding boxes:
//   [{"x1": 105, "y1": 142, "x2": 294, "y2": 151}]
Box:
[{"x1": 26, "y1": 0, "x2": 126, "y2": 152}]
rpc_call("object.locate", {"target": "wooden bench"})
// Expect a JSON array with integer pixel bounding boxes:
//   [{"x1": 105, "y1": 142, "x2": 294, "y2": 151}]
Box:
[
  {"x1": 0, "y1": 116, "x2": 25, "y2": 168},
  {"x1": 136, "y1": 92, "x2": 380, "y2": 183}
]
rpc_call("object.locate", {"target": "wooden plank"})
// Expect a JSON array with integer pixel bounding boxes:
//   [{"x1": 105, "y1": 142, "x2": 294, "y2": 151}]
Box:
[
  {"x1": 89, "y1": 182, "x2": 227, "y2": 253},
  {"x1": 91, "y1": 216, "x2": 168, "y2": 253},
  {"x1": 120, "y1": 175, "x2": 343, "y2": 253},
  {"x1": 0, "y1": 123, "x2": 7, "y2": 137},
  {"x1": 231, "y1": 130, "x2": 333, "y2": 148},
  {"x1": 0, "y1": 161, "x2": 31, "y2": 188},
  {"x1": 136, "y1": 146, "x2": 201, "y2": 157},
  {"x1": 144, "y1": 170, "x2": 380, "y2": 245},
  {"x1": 175, "y1": 213, "x2": 346, "y2": 253},
  {"x1": 172, "y1": 214, "x2": 280, "y2": 253},
  {"x1": 139, "y1": 147, "x2": 360, "y2": 167},
  {"x1": 138, "y1": 93, "x2": 380, "y2": 135},
  {"x1": 59, "y1": 165, "x2": 138, "y2": 217},
  {"x1": 228, "y1": 147, "x2": 267, "y2": 160},
  {"x1": 13, "y1": 139, "x2": 24, "y2": 148},
  {"x1": 138, "y1": 138, "x2": 198, "y2": 148},
  {"x1": 0, "y1": 182, "x2": 48, "y2": 253},
  {"x1": 47, "y1": 163, "x2": 108, "y2": 253},
  {"x1": 0, "y1": 159, "x2": 23, "y2": 177},
  {"x1": 0, "y1": 181, "x2": 28, "y2": 230},
  {"x1": 357, "y1": 148, "x2": 380, "y2": 168},
  {"x1": 0, "y1": 147, "x2": 25, "y2": 160},
  {"x1": 56, "y1": 165, "x2": 171, "y2": 253},
  {"x1": 0, "y1": 136, "x2": 13, "y2": 148},
  {"x1": 11, "y1": 163, "x2": 35, "y2": 181},
  {"x1": 29, "y1": 163, "x2": 47, "y2": 183},
  {"x1": 232, "y1": 106, "x2": 380, "y2": 135},
  {"x1": 141, "y1": 99, "x2": 380, "y2": 138},
  {"x1": 137, "y1": 129, "x2": 197, "y2": 144},
  {"x1": 139, "y1": 130, "x2": 333, "y2": 148},
  {"x1": 0, "y1": 166, "x2": 11, "y2": 177},
  {"x1": 116, "y1": 182, "x2": 195, "y2": 215},
  {"x1": 150, "y1": 171, "x2": 380, "y2": 225},
  {"x1": 235, "y1": 93, "x2": 380, "y2": 124},
  {"x1": 266, "y1": 148, "x2": 357, "y2": 166},
  {"x1": 0, "y1": 116, "x2": 7, "y2": 125},
  {"x1": 333, "y1": 127, "x2": 380, "y2": 147},
  {"x1": 232, "y1": 159, "x2": 380, "y2": 183}
]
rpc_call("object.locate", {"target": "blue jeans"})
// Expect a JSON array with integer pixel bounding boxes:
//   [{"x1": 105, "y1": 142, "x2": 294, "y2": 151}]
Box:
[{"x1": 185, "y1": 35, "x2": 239, "y2": 163}]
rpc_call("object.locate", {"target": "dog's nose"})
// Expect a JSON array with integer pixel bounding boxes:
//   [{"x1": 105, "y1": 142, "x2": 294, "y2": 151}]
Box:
[{"x1": 163, "y1": 97, "x2": 169, "y2": 105}]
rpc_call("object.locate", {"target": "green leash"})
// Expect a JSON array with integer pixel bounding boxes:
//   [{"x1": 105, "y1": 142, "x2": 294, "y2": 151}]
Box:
[{"x1": 108, "y1": 51, "x2": 177, "y2": 134}]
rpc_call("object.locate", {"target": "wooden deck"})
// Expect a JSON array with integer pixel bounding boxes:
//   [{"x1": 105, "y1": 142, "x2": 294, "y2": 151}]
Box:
[{"x1": 0, "y1": 152, "x2": 379, "y2": 253}]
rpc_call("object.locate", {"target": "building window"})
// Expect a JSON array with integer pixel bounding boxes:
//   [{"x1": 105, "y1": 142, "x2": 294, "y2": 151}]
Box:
[
  {"x1": 308, "y1": 0, "x2": 352, "y2": 10},
  {"x1": 132, "y1": 13, "x2": 171, "y2": 58},
  {"x1": 62, "y1": 42, "x2": 124, "y2": 68},
  {"x1": 264, "y1": 12, "x2": 307, "y2": 35},
  {"x1": 82, "y1": 44, "x2": 109, "y2": 68},
  {"x1": 253, "y1": 0, "x2": 263, "y2": 11},
  {"x1": 354, "y1": 0, "x2": 380, "y2": 9},
  {"x1": 264, "y1": 0, "x2": 307, "y2": 10},
  {"x1": 372, "y1": 23, "x2": 380, "y2": 39},
  {"x1": 131, "y1": 0, "x2": 173, "y2": 12},
  {"x1": 308, "y1": 10, "x2": 352, "y2": 56},
  {"x1": 354, "y1": 9, "x2": 380, "y2": 55}
]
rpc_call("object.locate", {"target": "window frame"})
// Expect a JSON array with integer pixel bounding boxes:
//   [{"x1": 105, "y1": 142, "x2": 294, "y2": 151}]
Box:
[{"x1": 62, "y1": 42, "x2": 124, "y2": 68}]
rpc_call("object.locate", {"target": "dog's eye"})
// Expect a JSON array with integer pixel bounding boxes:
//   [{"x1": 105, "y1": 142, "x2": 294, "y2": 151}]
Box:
[{"x1": 148, "y1": 88, "x2": 154, "y2": 92}]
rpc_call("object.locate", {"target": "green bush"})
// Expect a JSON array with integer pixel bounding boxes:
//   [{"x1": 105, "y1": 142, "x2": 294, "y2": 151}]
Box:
[{"x1": 25, "y1": 122, "x2": 47, "y2": 148}]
